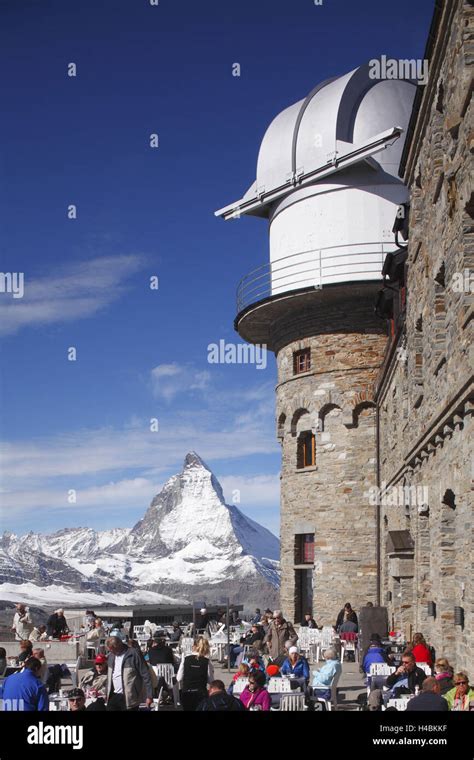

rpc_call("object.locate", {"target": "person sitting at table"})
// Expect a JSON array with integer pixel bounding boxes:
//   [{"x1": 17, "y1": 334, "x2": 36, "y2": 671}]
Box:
[
  {"x1": 406, "y1": 677, "x2": 449, "y2": 712},
  {"x1": 368, "y1": 651, "x2": 426, "y2": 710},
  {"x1": 146, "y1": 633, "x2": 175, "y2": 667},
  {"x1": 86, "y1": 618, "x2": 105, "y2": 644},
  {"x1": 2, "y1": 657, "x2": 49, "y2": 711},
  {"x1": 301, "y1": 612, "x2": 318, "y2": 629},
  {"x1": 444, "y1": 672, "x2": 474, "y2": 711},
  {"x1": 311, "y1": 648, "x2": 342, "y2": 700},
  {"x1": 408, "y1": 632, "x2": 433, "y2": 667},
  {"x1": 360, "y1": 633, "x2": 392, "y2": 676},
  {"x1": 229, "y1": 624, "x2": 263, "y2": 667},
  {"x1": 339, "y1": 611, "x2": 359, "y2": 634},
  {"x1": 240, "y1": 670, "x2": 271, "y2": 711},
  {"x1": 197, "y1": 679, "x2": 245, "y2": 711},
  {"x1": 18, "y1": 639, "x2": 33, "y2": 663},
  {"x1": 335, "y1": 603, "x2": 358, "y2": 632},
  {"x1": 169, "y1": 621, "x2": 183, "y2": 643},
  {"x1": 29, "y1": 625, "x2": 48, "y2": 642},
  {"x1": 280, "y1": 646, "x2": 310, "y2": 689},
  {"x1": 80, "y1": 653, "x2": 108, "y2": 695},
  {"x1": 246, "y1": 651, "x2": 265, "y2": 676},
  {"x1": 433, "y1": 657, "x2": 454, "y2": 695},
  {"x1": 227, "y1": 663, "x2": 250, "y2": 695},
  {"x1": 67, "y1": 687, "x2": 87, "y2": 711},
  {"x1": 0, "y1": 647, "x2": 7, "y2": 676}
]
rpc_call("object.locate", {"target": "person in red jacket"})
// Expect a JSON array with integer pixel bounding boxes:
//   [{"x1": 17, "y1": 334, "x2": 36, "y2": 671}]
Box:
[{"x1": 410, "y1": 632, "x2": 433, "y2": 667}]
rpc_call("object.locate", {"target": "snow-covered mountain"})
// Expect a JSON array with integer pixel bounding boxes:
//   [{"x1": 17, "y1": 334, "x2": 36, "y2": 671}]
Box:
[{"x1": 0, "y1": 452, "x2": 280, "y2": 607}]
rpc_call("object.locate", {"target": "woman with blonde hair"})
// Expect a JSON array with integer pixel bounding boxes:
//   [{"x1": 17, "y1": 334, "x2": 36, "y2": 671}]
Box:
[
  {"x1": 434, "y1": 657, "x2": 454, "y2": 695},
  {"x1": 176, "y1": 637, "x2": 214, "y2": 711},
  {"x1": 445, "y1": 672, "x2": 474, "y2": 711}
]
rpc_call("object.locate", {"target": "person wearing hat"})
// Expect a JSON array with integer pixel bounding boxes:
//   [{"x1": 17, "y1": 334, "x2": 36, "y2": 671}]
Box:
[
  {"x1": 280, "y1": 646, "x2": 310, "y2": 690},
  {"x1": 360, "y1": 633, "x2": 392, "y2": 677},
  {"x1": 147, "y1": 634, "x2": 175, "y2": 667},
  {"x1": 80, "y1": 653, "x2": 108, "y2": 695},
  {"x1": 67, "y1": 688, "x2": 87, "y2": 712},
  {"x1": 195, "y1": 608, "x2": 210, "y2": 635}
]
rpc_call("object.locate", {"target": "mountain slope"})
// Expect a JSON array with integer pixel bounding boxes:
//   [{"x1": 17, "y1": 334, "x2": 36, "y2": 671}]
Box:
[{"x1": 0, "y1": 452, "x2": 280, "y2": 606}]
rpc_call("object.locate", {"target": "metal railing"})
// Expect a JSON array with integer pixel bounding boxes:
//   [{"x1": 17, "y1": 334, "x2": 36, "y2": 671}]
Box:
[{"x1": 236, "y1": 241, "x2": 390, "y2": 314}]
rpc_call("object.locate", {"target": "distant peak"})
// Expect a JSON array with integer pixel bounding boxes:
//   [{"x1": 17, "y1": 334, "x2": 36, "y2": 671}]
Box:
[{"x1": 183, "y1": 452, "x2": 210, "y2": 471}]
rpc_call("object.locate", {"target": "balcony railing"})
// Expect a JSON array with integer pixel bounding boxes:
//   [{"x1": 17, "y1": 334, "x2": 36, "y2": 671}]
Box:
[{"x1": 236, "y1": 241, "x2": 392, "y2": 314}]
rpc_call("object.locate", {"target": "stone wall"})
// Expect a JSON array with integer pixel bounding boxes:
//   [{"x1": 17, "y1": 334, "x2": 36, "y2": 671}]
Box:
[
  {"x1": 274, "y1": 291, "x2": 387, "y2": 625},
  {"x1": 378, "y1": 0, "x2": 474, "y2": 672}
]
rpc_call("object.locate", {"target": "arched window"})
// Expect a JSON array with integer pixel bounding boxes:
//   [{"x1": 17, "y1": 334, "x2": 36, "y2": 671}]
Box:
[{"x1": 297, "y1": 431, "x2": 315, "y2": 469}]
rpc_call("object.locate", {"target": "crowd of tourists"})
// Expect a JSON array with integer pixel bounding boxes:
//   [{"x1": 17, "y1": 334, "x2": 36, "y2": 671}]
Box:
[{"x1": 1, "y1": 601, "x2": 471, "y2": 712}]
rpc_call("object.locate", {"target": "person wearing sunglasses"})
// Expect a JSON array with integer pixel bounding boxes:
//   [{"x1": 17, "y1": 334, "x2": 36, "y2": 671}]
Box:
[
  {"x1": 67, "y1": 688, "x2": 86, "y2": 712},
  {"x1": 368, "y1": 651, "x2": 426, "y2": 710},
  {"x1": 444, "y1": 672, "x2": 474, "y2": 711}
]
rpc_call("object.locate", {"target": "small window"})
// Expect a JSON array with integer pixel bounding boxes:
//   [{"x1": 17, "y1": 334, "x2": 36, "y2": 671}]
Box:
[
  {"x1": 293, "y1": 348, "x2": 311, "y2": 375},
  {"x1": 297, "y1": 431, "x2": 315, "y2": 469},
  {"x1": 295, "y1": 534, "x2": 315, "y2": 565}
]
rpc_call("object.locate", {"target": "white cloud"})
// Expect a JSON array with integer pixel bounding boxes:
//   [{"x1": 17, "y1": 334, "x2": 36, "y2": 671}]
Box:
[
  {"x1": 0, "y1": 255, "x2": 144, "y2": 336},
  {"x1": 219, "y1": 473, "x2": 280, "y2": 510},
  {"x1": 0, "y1": 477, "x2": 161, "y2": 515},
  {"x1": 150, "y1": 363, "x2": 211, "y2": 401}
]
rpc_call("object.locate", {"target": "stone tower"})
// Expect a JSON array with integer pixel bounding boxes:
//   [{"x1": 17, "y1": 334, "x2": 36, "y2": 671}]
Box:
[{"x1": 216, "y1": 63, "x2": 416, "y2": 625}]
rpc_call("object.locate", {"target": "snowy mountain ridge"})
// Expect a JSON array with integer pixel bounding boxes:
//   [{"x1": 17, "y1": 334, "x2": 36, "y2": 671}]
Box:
[{"x1": 0, "y1": 452, "x2": 280, "y2": 607}]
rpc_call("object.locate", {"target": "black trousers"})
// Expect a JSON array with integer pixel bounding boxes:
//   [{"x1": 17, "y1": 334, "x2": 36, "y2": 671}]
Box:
[{"x1": 106, "y1": 692, "x2": 140, "y2": 711}]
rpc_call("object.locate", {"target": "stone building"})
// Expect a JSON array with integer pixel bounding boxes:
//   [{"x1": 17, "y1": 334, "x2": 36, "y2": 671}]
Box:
[
  {"x1": 216, "y1": 64, "x2": 416, "y2": 625},
  {"x1": 216, "y1": 0, "x2": 473, "y2": 670},
  {"x1": 376, "y1": 0, "x2": 473, "y2": 672}
]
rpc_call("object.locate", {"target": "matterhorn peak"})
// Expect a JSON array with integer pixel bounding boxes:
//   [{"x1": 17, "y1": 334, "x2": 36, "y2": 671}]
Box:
[{"x1": 183, "y1": 451, "x2": 210, "y2": 471}]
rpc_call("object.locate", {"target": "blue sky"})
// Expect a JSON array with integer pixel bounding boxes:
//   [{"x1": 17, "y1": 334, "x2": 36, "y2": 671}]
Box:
[{"x1": 0, "y1": 0, "x2": 434, "y2": 537}]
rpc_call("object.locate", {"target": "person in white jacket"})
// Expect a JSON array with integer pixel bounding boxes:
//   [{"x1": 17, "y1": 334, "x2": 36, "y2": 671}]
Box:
[{"x1": 12, "y1": 604, "x2": 33, "y2": 641}]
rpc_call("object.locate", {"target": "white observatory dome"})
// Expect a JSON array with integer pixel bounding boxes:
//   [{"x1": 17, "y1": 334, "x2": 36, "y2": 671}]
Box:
[{"x1": 216, "y1": 62, "x2": 417, "y2": 307}]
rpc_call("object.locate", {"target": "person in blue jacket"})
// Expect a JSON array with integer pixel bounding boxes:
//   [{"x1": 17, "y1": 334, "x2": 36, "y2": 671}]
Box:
[
  {"x1": 2, "y1": 658, "x2": 49, "y2": 711},
  {"x1": 311, "y1": 647, "x2": 342, "y2": 700},
  {"x1": 360, "y1": 633, "x2": 392, "y2": 676},
  {"x1": 280, "y1": 646, "x2": 310, "y2": 691}
]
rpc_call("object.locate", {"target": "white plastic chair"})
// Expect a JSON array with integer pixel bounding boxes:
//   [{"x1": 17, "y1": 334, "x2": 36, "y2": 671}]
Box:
[
  {"x1": 312, "y1": 668, "x2": 342, "y2": 711},
  {"x1": 274, "y1": 693, "x2": 306, "y2": 711},
  {"x1": 416, "y1": 662, "x2": 432, "y2": 676},
  {"x1": 232, "y1": 677, "x2": 248, "y2": 695},
  {"x1": 268, "y1": 677, "x2": 292, "y2": 693},
  {"x1": 180, "y1": 637, "x2": 194, "y2": 657},
  {"x1": 340, "y1": 634, "x2": 358, "y2": 663},
  {"x1": 152, "y1": 663, "x2": 180, "y2": 707},
  {"x1": 369, "y1": 663, "x2": 396, "y2": 676},
  {"x1": 386, "y1": 697, "x2": 411, "y2": 711}
]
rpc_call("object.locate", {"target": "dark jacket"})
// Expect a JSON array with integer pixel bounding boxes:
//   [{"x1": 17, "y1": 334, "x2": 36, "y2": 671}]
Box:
[
  {"x1": 406, "y1": 692, "x2": 449, "y2": 712},
  {"x1": 301, "y1": 618, "x2": 318, "y2": 628},
  {"x1": 196, "y1": 691, "x2": 244, "y2": 711},
  {"x1": 240, "y1": 631, "x2": 262, "y2": 648},
  {"x1": 335, "y1": 609, "x2": 358, "y2": 631},
  {"x1": 106, "y1": 646, "x2": 153, "y2": 709},
  {"x1": 147, "y1": 645, "x2": 175, "y2": 666},
  {"x1": 169, "y1": 628, "x2": 182, "y2": 643},
  {"x1": 195, "y1": 613, "x2": 210, "y2": 632},
  {"x1": 46, "y1": 613, "x2": 68, "y2": 639},
  {"x1": 435, "y1": 674, "x2": 454, "y2": 695},
  {"x1": 386, "y1": 666, "x2": 427, "y2": 694}
]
